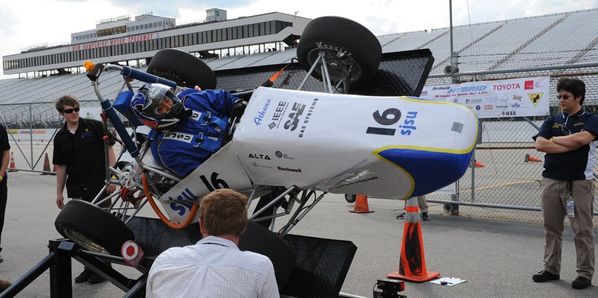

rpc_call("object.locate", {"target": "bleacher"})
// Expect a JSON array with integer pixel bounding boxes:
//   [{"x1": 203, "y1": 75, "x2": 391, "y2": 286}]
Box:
[{"x1": 3, "y1": 8, "x2": 598, "y2": 127}]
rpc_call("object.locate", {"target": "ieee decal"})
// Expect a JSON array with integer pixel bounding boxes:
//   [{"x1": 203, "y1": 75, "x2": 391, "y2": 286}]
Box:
[{"x1": 268, "y1": 100, "x2": 289, "y2": 129}]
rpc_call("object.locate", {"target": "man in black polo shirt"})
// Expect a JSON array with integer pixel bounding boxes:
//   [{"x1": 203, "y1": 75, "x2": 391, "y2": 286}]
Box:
[
  {"x1": 53, "y1": 95, "x2": 115, "y2": 284},
  {"x1": 532, "y1": 78, "x2": 598, "y2": 290}
]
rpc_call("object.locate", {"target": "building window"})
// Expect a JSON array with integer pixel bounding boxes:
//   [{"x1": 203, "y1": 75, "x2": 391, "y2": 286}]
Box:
[
  {"x1": 243, "y1": 25, "x2": 249, "y2": 38},
  {"x1": 254, "y1": 23, "x2": 260, "y2": 36}
]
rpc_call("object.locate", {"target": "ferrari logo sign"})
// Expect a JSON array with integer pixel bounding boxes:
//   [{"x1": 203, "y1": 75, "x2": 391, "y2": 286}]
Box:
[{"x1": 527, "y1": 93, "x2": 543, "y2": 107}]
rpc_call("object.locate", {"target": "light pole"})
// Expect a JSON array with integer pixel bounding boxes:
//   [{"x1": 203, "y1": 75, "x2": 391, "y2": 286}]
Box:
[{"x1": 449, "y1": 0, "x2": 458, "y2": 83}]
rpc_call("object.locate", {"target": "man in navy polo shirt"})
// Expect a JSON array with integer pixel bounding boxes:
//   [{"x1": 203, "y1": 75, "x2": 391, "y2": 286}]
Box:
[{"x1": 532, "y1": 77, "x2": 598, "y2": 290}]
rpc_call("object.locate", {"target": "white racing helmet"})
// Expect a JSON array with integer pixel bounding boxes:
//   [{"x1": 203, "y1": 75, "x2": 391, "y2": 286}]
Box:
[{"x1": 130, "y1": 83, "x2": 184, "y2": 129}]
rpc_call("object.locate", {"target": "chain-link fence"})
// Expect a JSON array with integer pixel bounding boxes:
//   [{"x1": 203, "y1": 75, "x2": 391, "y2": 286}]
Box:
[
  {"x1": 4, "y1": 65, "x2": 598, "y2": 224},
  {"x1": 0, "y1": 100, "x2": 105, "y2": 173},
  {"x1": 426, "y1": 65, "x2": 598, "y2": 224}
]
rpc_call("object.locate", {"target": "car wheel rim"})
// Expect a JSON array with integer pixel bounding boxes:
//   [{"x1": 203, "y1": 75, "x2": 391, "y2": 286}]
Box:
[{"x1": 57, "y1": 224, "x2": 109, "y2": 254}]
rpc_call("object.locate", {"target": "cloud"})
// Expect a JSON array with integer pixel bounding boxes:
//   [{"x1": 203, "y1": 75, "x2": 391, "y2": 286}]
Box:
[
  {"x1": 0, "y1": 4, "x2": 19, "y2": 37},
  {"x1": 103, "y1": 0, "x2": 248, "y2": 17}
]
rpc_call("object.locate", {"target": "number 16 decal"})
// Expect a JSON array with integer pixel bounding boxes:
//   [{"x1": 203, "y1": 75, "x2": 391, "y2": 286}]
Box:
[
  {"x1": 200, "y1": 172, "x2": 230, "y2": 191},
  {"x1": 366, "y1": 108, "x2": 401, "y2": 136}
]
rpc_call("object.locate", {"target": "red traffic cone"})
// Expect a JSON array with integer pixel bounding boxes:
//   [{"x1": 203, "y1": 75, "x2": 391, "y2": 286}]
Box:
[
  {"x1": 8, "y1": 152, "x2": 17, "y2": 172},
  {"x1": 349, "y1": 194, "x2": 374, "y2": 213},
  {"x1": 388, "y1": 197, "x2": 439, "y2": 282},
  {"x1": 524, "y1": 154, "x2": 542, "y2": 163},
  {"x1": 41, "y1": 152, "x2": 56, "y2": 175}
]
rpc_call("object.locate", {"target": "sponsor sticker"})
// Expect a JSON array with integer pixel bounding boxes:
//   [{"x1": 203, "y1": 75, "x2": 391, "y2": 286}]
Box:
[
  {"x1": 277, "y1": 166, "x2": 302, "y2": 173},
  {"x1": 254, "y1": 98, "x2": 272, "y2": 126}
]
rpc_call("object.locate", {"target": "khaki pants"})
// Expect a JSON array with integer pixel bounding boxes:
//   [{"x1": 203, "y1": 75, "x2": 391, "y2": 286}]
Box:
[{"x1": 542, "y1": 178, "x2": 595, "y2": 279}]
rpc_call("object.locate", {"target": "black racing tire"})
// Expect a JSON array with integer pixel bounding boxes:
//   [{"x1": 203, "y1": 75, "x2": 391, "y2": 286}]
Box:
[
  {"x1": 344, "y1": 194, "x2": 356, "y2": 203},
  {"x1": 147, "y1": 48, "x2": 217, "y2": 89},
  {"x1": 297, "y1": 16, "x2": 382, "y2": 88},
  {"x1": 55, "y1": 200, "x2": 134, "y2": 255}
]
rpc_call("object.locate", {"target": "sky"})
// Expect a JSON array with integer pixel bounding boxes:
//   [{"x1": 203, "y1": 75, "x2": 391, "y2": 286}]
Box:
[{"x1": 1, "y1": 0, "x2": 597, "y2": 77}]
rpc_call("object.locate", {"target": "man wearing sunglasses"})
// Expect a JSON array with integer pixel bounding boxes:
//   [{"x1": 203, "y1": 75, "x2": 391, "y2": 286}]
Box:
[
  {"x1": 533, "y1": 77, "x2": 598, "y2": 290},
  {"x1": 52, "y1": 95, "x2": 116, "y2": 284}
]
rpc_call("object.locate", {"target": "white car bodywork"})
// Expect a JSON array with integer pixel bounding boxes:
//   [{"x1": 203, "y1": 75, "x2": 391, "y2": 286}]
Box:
[{"x1": 157, "y1": 87, "x2": 478, "y2": 223}]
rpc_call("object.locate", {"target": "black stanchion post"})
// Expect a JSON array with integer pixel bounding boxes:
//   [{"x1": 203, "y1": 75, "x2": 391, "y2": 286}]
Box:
[{"x1": 50, "y1": 240, "x2": 74, "y2": 298}]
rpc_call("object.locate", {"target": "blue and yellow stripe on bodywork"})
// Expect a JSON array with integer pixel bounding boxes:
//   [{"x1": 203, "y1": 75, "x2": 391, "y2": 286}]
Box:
[
  {"x1": 373, "y1": 99, "x2": 478, "y2": 199},
  {"x1": 372, "y1": 96, "x2": 479, "y2": 200},
  {"x1": 374, "y1": 146, "x2": 474, "y2": 199}
]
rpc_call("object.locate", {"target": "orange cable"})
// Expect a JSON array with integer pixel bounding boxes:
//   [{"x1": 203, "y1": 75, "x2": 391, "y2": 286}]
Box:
[{"x1": 142, "y1": 174, "x2": 198, "y2": 229}]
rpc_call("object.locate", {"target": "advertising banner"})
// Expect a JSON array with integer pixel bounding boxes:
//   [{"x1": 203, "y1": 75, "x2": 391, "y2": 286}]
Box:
[{"x1": 420, "y1": 77, "x2": 550, "y2": 118}]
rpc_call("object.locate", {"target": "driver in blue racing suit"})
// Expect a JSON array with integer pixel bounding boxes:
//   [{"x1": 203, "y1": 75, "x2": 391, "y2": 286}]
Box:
[{"x1": 130, "y1": 83, "x2": 243, "y2": 177}]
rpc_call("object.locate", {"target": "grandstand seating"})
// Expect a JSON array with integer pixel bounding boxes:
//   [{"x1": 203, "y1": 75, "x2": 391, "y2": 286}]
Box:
[
  {"x1": 457, "y1": 14, "x2": 563, "y2": 72},
  {"x1": 3, "y1": 8, "x2": 598, "y2": 127}
]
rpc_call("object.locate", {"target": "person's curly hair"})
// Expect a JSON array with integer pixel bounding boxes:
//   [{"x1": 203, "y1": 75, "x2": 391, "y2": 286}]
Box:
[{"x1": 199, "y1": 189, "x2": 248, "y2": 237}]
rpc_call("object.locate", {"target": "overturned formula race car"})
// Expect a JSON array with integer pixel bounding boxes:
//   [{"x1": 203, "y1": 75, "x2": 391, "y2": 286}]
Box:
[{"x1": 51, "y1": 16, "x2": 477, "y2": 296}]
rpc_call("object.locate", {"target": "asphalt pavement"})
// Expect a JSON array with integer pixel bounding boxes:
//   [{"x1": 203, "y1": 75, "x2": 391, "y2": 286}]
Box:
[{"x1": 0, "y1": 172, "x2": 597, "y2": 297}]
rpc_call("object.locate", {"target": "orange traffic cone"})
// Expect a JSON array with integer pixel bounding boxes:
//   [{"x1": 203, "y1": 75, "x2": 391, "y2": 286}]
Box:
[
  {"x1": 8, "y1": 152, "x2": 16, "y2": 172},
  {"x1": 388, "y1": 197, "x2": 439, "y2": 282},
  {"x1": 524, "y1": 154, "x2": 542, "y2": 163},
  {"x1": 41, "y1": 153, "x2": 56, "y2": 175},
  {"x1": 349, "y1": 194, "x2": 374, "y2": 213},
  {"x1": 471, "y1": 159, "x2": 485, "y2": 168}
]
